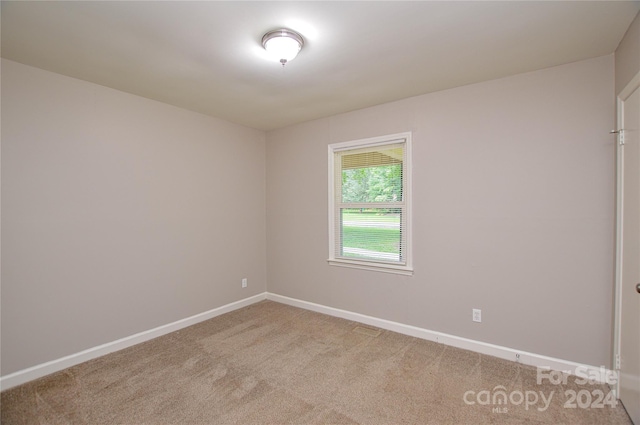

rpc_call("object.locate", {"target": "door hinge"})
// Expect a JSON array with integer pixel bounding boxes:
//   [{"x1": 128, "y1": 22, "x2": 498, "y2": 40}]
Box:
[
  {"x1": 610, "y1": 129, "x2": 625, "y2": 145},
  {"x1": 615, "y1": 353, "x2": 621, "y2": 370}
]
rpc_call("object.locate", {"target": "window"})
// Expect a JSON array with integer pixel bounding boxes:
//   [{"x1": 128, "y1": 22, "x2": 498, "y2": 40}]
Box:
[{"x1": 328, "y1": 133, "x2": 412, "y2": 275}]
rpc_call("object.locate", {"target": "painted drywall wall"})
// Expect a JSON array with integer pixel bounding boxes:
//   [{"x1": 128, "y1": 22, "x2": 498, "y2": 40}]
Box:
[
  {"x1": 1, "y1": 59, "x2": 267, "y2": 375},
  {"x1": 266, "y1": 55, "x2": 616, "y2": 367},
  {"x1": 615, "y1": 11, "x2": 640, "y2": 95}
]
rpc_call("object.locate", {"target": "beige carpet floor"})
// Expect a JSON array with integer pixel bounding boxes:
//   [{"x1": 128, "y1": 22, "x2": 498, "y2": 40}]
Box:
[{"x1": 1, "y1": 300, "x2": 633, "y2": 424}]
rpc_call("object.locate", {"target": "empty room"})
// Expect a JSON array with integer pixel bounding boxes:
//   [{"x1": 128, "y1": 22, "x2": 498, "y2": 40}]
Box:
[{"x1": 1, "y1": 1, "x2": 640, "y2": 424}]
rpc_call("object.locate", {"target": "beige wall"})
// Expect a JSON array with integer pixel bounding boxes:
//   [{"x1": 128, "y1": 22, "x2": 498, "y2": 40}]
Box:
[
  {"x1": 615, "y1": 11, "x2": 640, "y2": 95},
  {"x1": 1, "y1": 59, "x2": 267, "y2": 375},
  {"x1": 266, "y1": 55, "x2": 616, "y2": 367},
  {"x1": 1, "y1": 51, "x2": 620, "y2": 377}
]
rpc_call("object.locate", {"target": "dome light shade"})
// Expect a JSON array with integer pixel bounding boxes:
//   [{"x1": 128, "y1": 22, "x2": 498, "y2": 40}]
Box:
[{"x1": 262, "y1": 29, "x2": 304, "y2": 65}]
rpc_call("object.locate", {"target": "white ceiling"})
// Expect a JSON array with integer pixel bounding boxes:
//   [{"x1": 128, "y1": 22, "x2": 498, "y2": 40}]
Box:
[{"x1": 2, "y1": 1, "x2": 639, "y2": 131}]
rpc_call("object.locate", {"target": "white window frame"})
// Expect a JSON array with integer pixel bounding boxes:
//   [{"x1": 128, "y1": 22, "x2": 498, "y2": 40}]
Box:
[{"x1": 327, "y1": 132, "x2": 413, "y2": 275}]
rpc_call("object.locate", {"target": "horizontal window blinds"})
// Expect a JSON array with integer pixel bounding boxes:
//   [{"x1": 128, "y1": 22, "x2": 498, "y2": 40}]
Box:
[{"x1": 334, "y1": 142, "x2": 407, "y2": 264}]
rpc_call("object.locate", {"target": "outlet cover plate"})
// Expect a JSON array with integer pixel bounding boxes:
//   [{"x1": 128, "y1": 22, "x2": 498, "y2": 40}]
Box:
[{"x1": 472, "y1": 309, "x2": 481, "y2": 323}]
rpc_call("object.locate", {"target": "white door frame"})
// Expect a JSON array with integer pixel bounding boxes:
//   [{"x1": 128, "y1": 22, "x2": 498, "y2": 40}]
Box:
[{"x1": 613, "y1": 70, "x2": 640, "y2": 399}]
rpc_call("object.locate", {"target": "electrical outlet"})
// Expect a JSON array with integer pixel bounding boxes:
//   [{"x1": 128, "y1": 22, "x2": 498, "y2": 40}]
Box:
[
  {"x1": 242, "y1": 278, "x2": 247, "y2": 288},
  {"x1": 472, "y1": 309, "x2": 481, "y2": 323}
]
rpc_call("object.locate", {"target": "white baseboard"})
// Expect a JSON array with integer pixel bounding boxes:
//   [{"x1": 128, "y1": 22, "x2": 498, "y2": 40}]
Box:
[
  {"x1": 0, "y1": 292, "x2": 267, "y2": 391},
  {"x1": 2, "y1": 291, "x2": 613, "y2": 391},
  {"x1": 266, "y1": 292, "x2": 614, "y2": 385}
]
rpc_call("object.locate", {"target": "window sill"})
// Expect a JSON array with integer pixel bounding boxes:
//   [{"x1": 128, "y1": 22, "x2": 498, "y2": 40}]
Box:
[{"x1": 327, "y1": 259, "x2": 414, "y2": 276}]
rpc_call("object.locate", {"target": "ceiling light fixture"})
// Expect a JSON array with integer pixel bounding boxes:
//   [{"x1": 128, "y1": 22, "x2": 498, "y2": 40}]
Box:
[{"x1": 262, "y1": 28, "x2": 304, "y2": 66}]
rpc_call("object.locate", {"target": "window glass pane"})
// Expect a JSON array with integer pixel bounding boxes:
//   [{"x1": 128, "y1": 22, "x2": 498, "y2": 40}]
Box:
[
  {"x1": 340, "y1": 146, "x2": 404, "y2": 203},
  {"x1": 341, "y1": 164, "x2": 402, "y2": 203},
  {"x1": 340, "y1": 208, "x2": 402, "y2": 262}
]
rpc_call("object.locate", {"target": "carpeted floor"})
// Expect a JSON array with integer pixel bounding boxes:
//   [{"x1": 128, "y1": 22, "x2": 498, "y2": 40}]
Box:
[{"x1": 1, "y1": 300, "x2": 633, "y2": 424}]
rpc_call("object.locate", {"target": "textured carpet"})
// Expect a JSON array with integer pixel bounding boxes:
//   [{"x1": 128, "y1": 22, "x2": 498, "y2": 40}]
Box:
[{"x1": 1, "y1": 300, "x2": 633, "y2": 424}]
